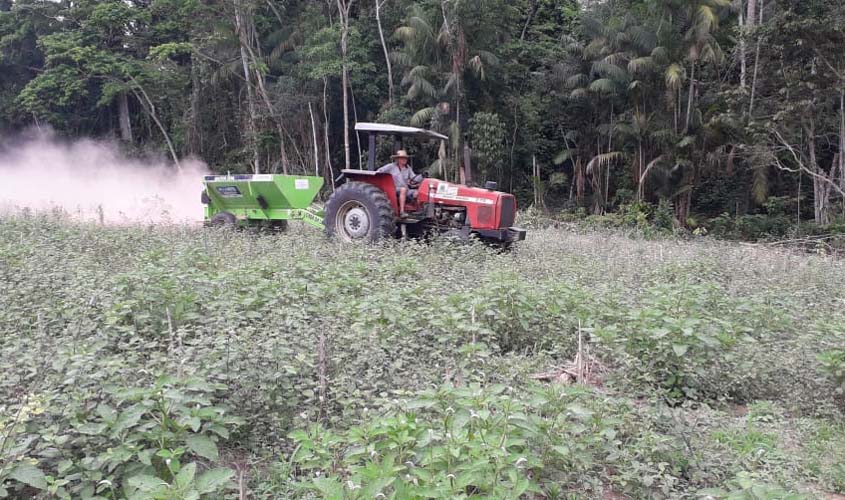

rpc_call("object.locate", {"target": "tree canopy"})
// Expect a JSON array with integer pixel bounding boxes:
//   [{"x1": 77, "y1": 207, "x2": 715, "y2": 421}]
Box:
[{"x1": 1, "y1": 0, "x2": 844, "y2": 228}]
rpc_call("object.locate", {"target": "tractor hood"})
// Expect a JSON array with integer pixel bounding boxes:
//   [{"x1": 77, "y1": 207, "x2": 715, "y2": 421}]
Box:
[
  {"x1": 420, "y1": 179, "x2": 500, "y2": 206},
  {"x1": 418, "y1": 179, "x2": 518, "y2": 230}
]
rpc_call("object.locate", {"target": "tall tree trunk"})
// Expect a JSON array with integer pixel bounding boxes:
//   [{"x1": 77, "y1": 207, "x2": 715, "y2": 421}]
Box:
[
  {"x1": 748, "y1": 0, "x2": 763, "y2": 117},
  {"x1": 188, "y1": 55, "x2": 202, "y2": 155},
  {"x1": 840, "y1": 89, "x2": 845, "y2": 218},
  {"x1": 351, "y1": 84, "x2": 363, "y2": 169},
  {"x1": 118, "y1": 92, "x2": 133, "y2": 143},
  {"x1": 685, "y1": 61, "x2": 696, "y2": 133},
  {"x1": 322, "y1": 77, "x2": 334, "y2": 190},
  {"x1": 806, "y1": 120, "x2": 830, "y2": 225},
  {"x1": 126, "y1": 76, "x2": 181, "y2": 170},
  {"x1": 309, "y1": 102, "x2": 320, "y2": 176},
  {"x1": 337, "y1": 0, "x2": 354, "y2": 170},
  {"x1": 520, "y1": 0, "x2": 539, "y2": 42},
  {"x1": 739, "y1": 5, "x2": 746, "y2": 89},
  {"x1": 239, "y1": 16, "x2": 290, "y2": 174},
  {"x1": 375, "y1": 0, "x2": 394, "y2": 107},
  {"x1": 746, "y1": 0, "x2": 757, "y2": 33},
  {"x1": 234, "y1": 1, "x2": 260, "y2": 173}
]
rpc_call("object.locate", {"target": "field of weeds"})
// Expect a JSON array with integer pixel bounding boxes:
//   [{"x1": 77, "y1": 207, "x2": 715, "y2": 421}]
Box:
[{"x1": 1, "y1": 215, "x2": 844, "y2": 499}]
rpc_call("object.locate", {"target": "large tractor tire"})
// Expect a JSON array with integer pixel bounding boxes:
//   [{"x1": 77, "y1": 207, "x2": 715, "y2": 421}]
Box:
[{"x1": 324, "y1": 182, "x2": 395, "y2": 242}]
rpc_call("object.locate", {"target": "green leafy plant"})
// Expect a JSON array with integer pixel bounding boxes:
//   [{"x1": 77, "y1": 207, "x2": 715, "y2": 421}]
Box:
[
  {"x1": 596, "y1": 282, "x2": 750, "y2": 400},
  {"x1": 0, "y1": 376, "x2": 241, "y2": 499}
]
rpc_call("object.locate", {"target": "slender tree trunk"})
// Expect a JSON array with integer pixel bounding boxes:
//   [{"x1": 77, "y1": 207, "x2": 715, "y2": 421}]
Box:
[
  {"x1": 685, "y1": 61, "x2": 696, "y2": 133},
  {"x1": 337, "y1": 0, "x2": 354, "y2": 170},
  {"x1": 375, "y1": 0, "x2": 394, "y2": 107},
  {"x1": 322, "y1": 77, "x2": 334, "y2": 189},
  {"x1": 127, "y1": 77, "x2": 181, "y2": 170},
  {"x1": 739, "y1": 6, "x2": 746, "y2": 89},
  {"x1": 238, "y1": 13, "x2": 289, "y2": 174},
  {"x1": 351, "y1": 84, "x2": 363, "y2": 169},
  {"x1": 118, "y1": 92, "x2": 133, "y2": 143},
  {"x1": 748, "y1": 0, "x2": 763, "y2": 117},
  {"x1": 520, "y1": 0, "x2": 539, "y2": 42},
  {"x1": 637, "y1": 139, "x2": 644, "y2": 201},
  {"x1": 235, "y1": 1, "x2": 260, "y2": 173},
  {"x1": 309, "y1": 102, "x2": 320, "y2": 176},
  {"x1": 840, "y1": 89, "x2": 845, "y2": 218},
  {"x1": 188, "y1": 55, "x2": 202, "y2": 154},
  {"x1": 806, "y1": 120, "x2": 830, "y2": 225},
  {"x1": 746, "y1": 0, "x2": 757, "y2": 34}
]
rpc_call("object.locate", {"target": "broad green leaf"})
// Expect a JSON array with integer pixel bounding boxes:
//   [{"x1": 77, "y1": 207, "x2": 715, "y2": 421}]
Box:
[
  {"x1": 196, "y1": 468, "x2": 235, "y2": 494},
  {"x1": 9, "y1": 462, "x2": 48, "y2": 490},
  {"x1": 672, "y1": 344, "x2": 689, "y2": 356},
  {"x1": 127, "y1": 474, "x2": 166, "y2": 492},
  {"x1": 176, "y1": 462, "x2": 197, "y2": 488},
  {"x1": 186, "y1": 434, "x2": 219, "y2": 461}
]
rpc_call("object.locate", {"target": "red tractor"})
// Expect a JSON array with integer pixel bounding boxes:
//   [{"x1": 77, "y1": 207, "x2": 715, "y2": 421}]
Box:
[{"x1": 324, "y1": 123, "x2": 526, "y2": 244}]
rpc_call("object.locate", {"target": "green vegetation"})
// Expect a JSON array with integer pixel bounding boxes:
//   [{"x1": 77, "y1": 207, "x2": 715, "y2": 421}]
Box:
[{"x1": 1, "y1": 215, "x2": 844, "y2": 498}]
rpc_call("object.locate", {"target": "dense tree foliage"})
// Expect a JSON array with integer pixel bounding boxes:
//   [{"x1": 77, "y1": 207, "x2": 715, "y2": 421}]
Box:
[{"x1": 1, "y1": 0, "x2": 844, "y2": 227}]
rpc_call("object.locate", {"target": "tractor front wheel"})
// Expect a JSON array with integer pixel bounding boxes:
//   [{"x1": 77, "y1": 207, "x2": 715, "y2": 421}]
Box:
[{"x1": 324, "y1": 182, "x2": 395, "y2": 242}]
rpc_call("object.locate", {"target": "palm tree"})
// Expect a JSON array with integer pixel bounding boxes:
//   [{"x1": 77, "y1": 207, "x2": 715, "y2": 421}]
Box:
[{"x1": 392, "y1": 2, "x2": 498, "y2": 181}]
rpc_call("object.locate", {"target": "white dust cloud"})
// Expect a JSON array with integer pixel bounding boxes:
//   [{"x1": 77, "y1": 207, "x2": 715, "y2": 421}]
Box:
[{"x1": 0, "y1": 130, "x2": 209, "y2": 224}]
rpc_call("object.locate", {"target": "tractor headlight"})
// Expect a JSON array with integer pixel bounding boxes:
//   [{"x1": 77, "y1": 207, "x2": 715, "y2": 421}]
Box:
[{"x1": 454, "y1": 212, "x2": 465, "y2": 222}]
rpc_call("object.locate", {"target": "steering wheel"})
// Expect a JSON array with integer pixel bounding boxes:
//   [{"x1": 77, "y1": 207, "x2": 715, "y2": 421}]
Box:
[{"x1": 409, "y1": 173, "x2": 425, "y2": 188}]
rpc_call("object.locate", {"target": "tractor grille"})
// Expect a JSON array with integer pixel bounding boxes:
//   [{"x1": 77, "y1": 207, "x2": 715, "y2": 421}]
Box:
[{"x1": 499, "y1": 196, "x2": 516, "y2": 228}]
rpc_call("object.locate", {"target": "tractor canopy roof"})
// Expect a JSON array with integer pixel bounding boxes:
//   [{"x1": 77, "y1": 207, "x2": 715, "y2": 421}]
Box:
[{"x1": 355, "y1": 122, "x2": 448, "y2": 141}]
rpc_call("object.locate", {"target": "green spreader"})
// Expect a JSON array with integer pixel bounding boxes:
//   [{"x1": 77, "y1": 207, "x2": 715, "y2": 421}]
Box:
[{"x1": 202, "y1": 174, "x2": 325, "y2": 229}]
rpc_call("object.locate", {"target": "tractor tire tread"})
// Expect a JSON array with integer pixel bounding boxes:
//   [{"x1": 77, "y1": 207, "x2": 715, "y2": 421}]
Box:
[{"x1": 325, "y1": 181, "x2": 395, "y2": 242}]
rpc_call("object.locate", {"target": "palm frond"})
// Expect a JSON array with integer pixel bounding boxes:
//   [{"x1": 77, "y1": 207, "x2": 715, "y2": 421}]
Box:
[
  {"x1": 700, "y1": 39, "x2": 724, "y2": 64},
  {"x1": 468, "y1": 55, "x2": 486, "y2": 79},
  {"x1": 584, "y1": 38, "x2": 609, "y2": 60},
  {"x1": 603, "y1": 52, "x2": 630, "y2": 66},
  {"x1": 651, "y1": 46, "x2": 669, "y2": 63},
  {"x1": 629, "y1": 25, "x2": 657, "y2": 52},
  {"x1": 677, "y1": 135, "x2": 696, "y2": 149},
  {"x1": 410, "y1": 107, "x2": 436, "y2": 127},
  {"x1": 694, "y1": 5, "x2": 718, "y2": 38},
  {"x1": 403, "y1": 67, "x2": 438, "y2": 100},
  {"x1": 394, "y1": 26, "x2": 416, "y2": 42},
  {"x1": 586, "y1": 152, "x2": 624, "y2": 174},
  {"x1": 389, "y1": 50, "x2": 413, "y2": 68},
  {"x1": 652, "y1": 128, "x2": 677, "y2": 146},
  {"x1": 407, "y1": 80, "x2": 438, "y2": 100},
  {"x1": 554, "y1": 149, "x2": 573, "y2": 165},
  {"x1": 641, "y1": 154, "x2": 670, "y2": 183},
  {"x1": 591, "y1": 61, "x2": 629, "y2": 82},
  {"x1": 565, "y1": 73, "x2": 590, "y2": 90},
  {"x1": 443, "y1": 72, "x2": 458, "y2": 95},
  {"x1": 589, "y1": 78, "x2": 621, "y2": 94},
  {"x1": 664, "y1": 63, "x2": 685, "y2": 90},
  {"x1": 628, "y1": 56, "x2": 655, "y2": 75},
  {"x1": 570, "y1": 88, "x2": 589, "y2": 100}
]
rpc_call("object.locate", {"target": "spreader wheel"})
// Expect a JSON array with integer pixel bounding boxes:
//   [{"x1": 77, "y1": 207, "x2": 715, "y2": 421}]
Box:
[
  {"x1": 209, "y1": 211, "x2": 237, "y2": 227},
  {"x1": 324, "y1": 182, "x2": 395, "y2": 242},
  {"x1": 270, "y1": 220, "x2": 289, "y2": 232}
]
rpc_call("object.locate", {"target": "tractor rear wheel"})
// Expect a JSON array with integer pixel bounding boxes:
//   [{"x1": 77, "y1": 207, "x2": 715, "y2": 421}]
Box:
[
  {"x1": 209, "y1": 211, "x2": 237, "y2": 227},
  {"x1": 324, "y1": 182, "x2": 395, "y2": 242}
]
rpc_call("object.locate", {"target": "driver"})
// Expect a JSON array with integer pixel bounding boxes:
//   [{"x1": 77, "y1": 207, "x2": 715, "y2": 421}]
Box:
[{"x1": 377, "y1": 149, "x2": 420, "y2": 217}]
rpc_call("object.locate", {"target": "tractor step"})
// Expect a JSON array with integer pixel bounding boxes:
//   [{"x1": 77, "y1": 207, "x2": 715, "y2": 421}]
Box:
[{"x1": 398, "y1": 214, "x2": 424, "y2": 223}]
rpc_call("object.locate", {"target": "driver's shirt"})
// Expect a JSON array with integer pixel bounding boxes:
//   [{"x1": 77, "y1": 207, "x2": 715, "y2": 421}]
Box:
[{"x1": 377, "y1": 162, "x2": 416, "y2": 190}]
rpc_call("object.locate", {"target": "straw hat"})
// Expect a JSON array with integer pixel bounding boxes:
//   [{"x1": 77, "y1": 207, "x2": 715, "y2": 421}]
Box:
[{"x1": 391, "y1": 149, "x2": 412, "y2": 160}]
